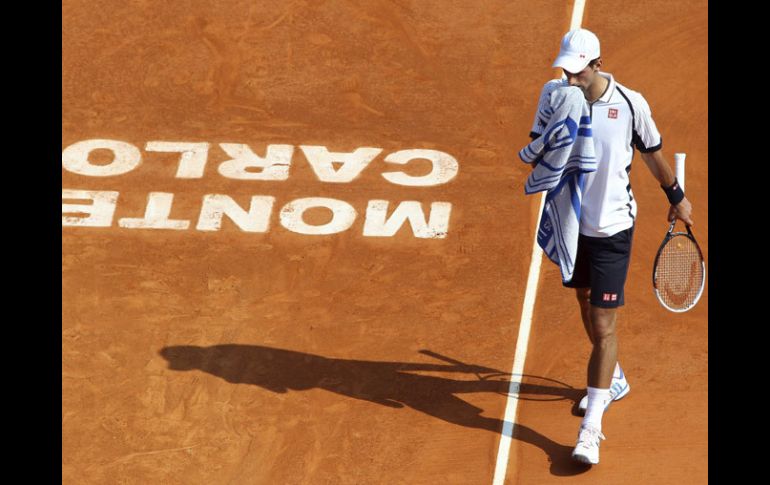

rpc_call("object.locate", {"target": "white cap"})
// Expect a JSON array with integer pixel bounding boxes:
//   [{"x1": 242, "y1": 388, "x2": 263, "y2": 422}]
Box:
[{"x1": 552, "y1": 29, "x2": 601, "y2": 73}]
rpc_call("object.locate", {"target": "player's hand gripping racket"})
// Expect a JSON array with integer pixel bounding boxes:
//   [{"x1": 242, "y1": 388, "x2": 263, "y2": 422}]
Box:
[{"x1": 652, "y1": 153, "x2": 705, "y2": 312}]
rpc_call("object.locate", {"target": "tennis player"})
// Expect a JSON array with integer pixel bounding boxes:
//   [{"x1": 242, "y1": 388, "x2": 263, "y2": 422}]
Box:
[{"x1": 527, "y1": 28, "x2": 694, "y2": 465}]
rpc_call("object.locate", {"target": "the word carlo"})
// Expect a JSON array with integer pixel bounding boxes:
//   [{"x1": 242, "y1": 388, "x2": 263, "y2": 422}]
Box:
[{"x1": 62, "y1": 139, "x2": 460, "y2": 238}]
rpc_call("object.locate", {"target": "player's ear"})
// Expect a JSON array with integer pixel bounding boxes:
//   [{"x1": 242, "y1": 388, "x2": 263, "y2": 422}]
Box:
[{"x1": 594, "y1": 57, "x2": 603, "y2": 70}]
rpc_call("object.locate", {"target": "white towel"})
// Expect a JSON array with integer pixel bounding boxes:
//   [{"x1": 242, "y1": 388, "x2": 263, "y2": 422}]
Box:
[{"x1": 519, "y1": 86, "x2": 597, "y2": 283}]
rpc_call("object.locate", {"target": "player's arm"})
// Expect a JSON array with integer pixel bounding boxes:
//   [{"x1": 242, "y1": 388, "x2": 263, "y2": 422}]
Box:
[{"x1": 640, "y1": 150, "x2": 694, "y2": 225}]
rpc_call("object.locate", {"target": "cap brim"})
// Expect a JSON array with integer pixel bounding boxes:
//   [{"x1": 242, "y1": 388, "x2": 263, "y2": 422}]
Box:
[{"x1": 552, "y1": 54, "x2": 589, "y2": 74}]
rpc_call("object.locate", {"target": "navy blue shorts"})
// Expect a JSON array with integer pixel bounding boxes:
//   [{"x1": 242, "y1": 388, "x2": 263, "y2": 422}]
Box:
[{"x1": 563, "y1": 226, "x2": 635, "y2": 308}]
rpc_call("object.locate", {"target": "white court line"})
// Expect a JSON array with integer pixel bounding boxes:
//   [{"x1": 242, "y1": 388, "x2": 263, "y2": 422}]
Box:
[
  {"x1": 491, "y1": 1, "x2": 585, "y2": 484},
  {"x1": 570, "y1": 0, "x2": 587, "y2": 30},
  {"x1": 490, "y1": 192, "x2": 546, "y2": 485}
]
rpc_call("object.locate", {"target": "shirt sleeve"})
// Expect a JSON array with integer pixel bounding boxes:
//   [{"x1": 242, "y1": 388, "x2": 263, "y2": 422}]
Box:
[{"x1": 631, "y1": 93, "x2": 663, "y2": 153}]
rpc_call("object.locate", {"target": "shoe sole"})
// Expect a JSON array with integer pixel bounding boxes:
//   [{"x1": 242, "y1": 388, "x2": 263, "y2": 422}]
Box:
[
  {"x1": 576, "y1": 382, "x2": 631, "y2": 415},
  {"x1": 572, "y1": 452, "x2": 598, "y2": 465}
]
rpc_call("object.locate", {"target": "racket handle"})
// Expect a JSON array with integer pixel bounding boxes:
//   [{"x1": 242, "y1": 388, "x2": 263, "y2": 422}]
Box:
[{"x1": 674, "y1": 152, "x2": 686, "y2": 191}]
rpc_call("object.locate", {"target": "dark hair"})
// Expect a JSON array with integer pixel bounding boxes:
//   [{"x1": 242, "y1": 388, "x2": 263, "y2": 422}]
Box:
[{"x1": 588, "y1": 58, "x2": 601, "y2": 68}]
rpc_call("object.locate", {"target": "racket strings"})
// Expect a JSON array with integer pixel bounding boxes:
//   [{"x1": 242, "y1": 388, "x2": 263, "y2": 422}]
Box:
[{"x1": 655, "y1": 234, "x2": 704, "y2": 310}]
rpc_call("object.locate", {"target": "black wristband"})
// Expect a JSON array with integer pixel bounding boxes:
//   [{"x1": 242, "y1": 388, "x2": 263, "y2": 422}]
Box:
[{"x1": 661, "y1": 178, "x2": 685, "y2": 205}]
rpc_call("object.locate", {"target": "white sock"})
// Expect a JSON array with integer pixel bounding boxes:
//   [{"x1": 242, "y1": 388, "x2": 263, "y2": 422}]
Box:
[
  {"x1": 614, "y1": 362, "x2": 623, "y2": 381},
  {"x1": 583, "y1": 386, "x2": 611, "y2": 431}
]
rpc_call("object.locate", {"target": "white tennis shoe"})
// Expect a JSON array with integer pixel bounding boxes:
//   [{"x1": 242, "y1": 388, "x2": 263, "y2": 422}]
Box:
[
  {"x1": 572, "y1": 425, "x2": 606, "y2": 465},
  {"x1": 577, "y1": 368, "x2": 630, "y2": 415}
]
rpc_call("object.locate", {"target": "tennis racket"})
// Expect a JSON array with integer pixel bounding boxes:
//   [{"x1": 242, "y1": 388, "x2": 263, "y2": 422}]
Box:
[{"x1": 652, "y1": 153, "x2": 706, "y2": 312}]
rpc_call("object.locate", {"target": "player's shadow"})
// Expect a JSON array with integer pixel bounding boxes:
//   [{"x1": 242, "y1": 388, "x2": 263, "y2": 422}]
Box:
[{"x1": 159, "y1": 344, "x2": 591, "y2": 476}]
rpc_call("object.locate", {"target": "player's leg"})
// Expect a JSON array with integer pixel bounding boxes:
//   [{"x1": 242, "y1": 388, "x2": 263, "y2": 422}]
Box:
[
  {"x1": 572, "y1": 227, "x2": 634, "y2": 465},
  {"x1": 575, "y1": 290, "x2": 627, "y2": 414},
  {"x1": 587, "y1": 306, "x2": 617, "y2": 390},
  {"x1": 575, "y1": 287, "x2": 594, "y2": 345},
  {"x1": 566, "y1": 233, "x2": 594, "y2": 346}
]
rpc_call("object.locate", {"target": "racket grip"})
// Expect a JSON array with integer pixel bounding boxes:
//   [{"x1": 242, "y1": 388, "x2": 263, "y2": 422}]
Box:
[{"x1": 674, "y1": 153, "x2": 686, "y2": 191}]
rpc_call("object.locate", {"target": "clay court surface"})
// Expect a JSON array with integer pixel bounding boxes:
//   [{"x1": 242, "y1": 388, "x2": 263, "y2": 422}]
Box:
[{"x1": 62, "y1": 0, "x2": 707, "y2": 483}]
